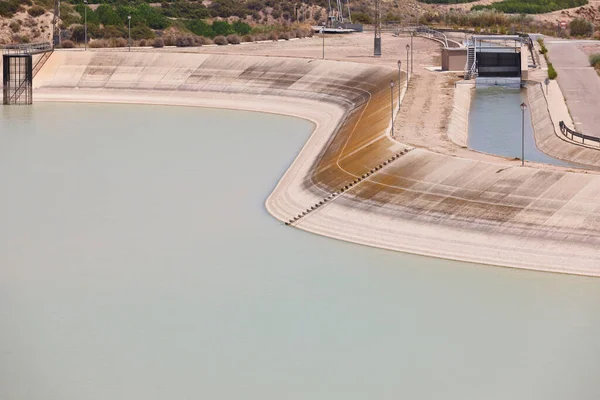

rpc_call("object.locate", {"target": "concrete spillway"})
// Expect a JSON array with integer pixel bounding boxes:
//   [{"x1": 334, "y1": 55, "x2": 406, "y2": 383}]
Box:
[{"x1": 33, "y1": 50, "x2": 600, "y2": 275}]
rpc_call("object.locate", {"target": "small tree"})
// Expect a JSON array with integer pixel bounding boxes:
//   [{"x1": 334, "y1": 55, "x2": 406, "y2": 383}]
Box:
[{"x1": 570, "y1": 18, "x2": 593, "y2": 37}]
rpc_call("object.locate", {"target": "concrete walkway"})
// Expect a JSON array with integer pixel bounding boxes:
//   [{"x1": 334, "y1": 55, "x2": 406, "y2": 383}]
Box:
[{"x1": 545, "y1": 38, "x2": 600, "y2": 138}]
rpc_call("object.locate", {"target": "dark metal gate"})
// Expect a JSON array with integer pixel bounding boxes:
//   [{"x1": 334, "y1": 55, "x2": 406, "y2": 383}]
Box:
[
  {"x1": 2, "y1": 42, "x2": 53, "y2": 105},
  {"x1": 3, "y1": 54, "x2": 33, "y2": 105}
]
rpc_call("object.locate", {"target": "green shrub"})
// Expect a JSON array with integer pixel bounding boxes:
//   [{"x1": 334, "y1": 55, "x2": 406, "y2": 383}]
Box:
[
  {"x1": 472, "y1": 0, "x2": 587, "y2": 14},
  {"x1": 548, "y1": 63, "x2": 558, "y2": 79},
  {"x1": 9, "y1": 20, "x2": 20, "y2": 33},
  {"x1": 589, "y1": 53, "x2": 600, "y2": 67},
  {"x1": 538, "y1": 38, "x2": 548, "y2": 54},
  {"x1": 131, "y1": 25, "x2": 155, "y2": 40},
  {"x1": 570, "y1": 18, "x2": 593, "y2": 37},
  {"x1": 27, "y1": 5, "x2": 45, "y2": 17}
]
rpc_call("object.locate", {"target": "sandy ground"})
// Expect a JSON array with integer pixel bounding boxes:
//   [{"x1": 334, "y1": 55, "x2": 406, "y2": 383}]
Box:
[
  {"x1": 534, "y1": 0, "x2": 600, "y2": 24},
  {"x1": 431, "y1": 0, "x2": 503, "y2": 12},
  {"x1": 150, "y1": 32, "x2": 442, "y2": 69}
]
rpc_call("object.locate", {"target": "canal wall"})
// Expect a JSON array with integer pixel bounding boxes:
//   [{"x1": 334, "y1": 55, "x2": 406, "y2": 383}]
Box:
[
  {"x1": 33, "y1": 50, "x2": 600, "y2": 275},
  {"x1": 446, "y1": 82, "x2": 473, "y2": 148},
  {"x1": 527, "y1": 82, "x2": 600, "y2": 168}
]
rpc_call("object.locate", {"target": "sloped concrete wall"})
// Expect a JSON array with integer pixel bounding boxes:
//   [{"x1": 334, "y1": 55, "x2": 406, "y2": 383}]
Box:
[{"x1": 36, "y1": 51, "x2": 404, "y2": 196}]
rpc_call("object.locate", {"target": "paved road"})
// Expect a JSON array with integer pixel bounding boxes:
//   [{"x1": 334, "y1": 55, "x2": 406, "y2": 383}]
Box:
[{"x1": 545, "y1": 39, "x2": 600, "y2": 138}]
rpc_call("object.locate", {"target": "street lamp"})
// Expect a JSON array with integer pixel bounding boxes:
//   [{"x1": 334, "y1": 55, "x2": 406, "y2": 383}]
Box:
[
  {"x1": 406, "y1": 44, "x2": 410, "y2": 89},
  {"x1": 520, "y1": 102, "x2": 527, "y2": 167},
  {"x1": 321, "y1": 27, "x2": 325, "y2": 59},
  {"x1": 84, "y1": 0, "x2": 87, "y2": 51},
  {"x1": 127, "y1": 15, "x2": 131, "y2": 52},
  {"x1": 410, "y1": 32, "x2": 413, "y2": 74},
  {"x1": 390, "y1": 80, "x2": 395, "y2": 138},
  {"x1": 397, "y1": 60, "x2": 401, "y2": 100}
]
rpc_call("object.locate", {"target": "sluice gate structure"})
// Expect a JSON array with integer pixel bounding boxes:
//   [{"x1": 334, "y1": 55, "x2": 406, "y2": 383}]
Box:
[
  {"x1": 464, "y1": 35, "x2": 529, "y2": 87},
  {"x1": 2, "y1": 42, "x2": 53, "y2": 105}
]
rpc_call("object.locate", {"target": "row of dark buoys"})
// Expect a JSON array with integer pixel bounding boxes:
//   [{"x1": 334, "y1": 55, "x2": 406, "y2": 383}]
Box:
[{"x1": 286, "y1": 148, "x2": 413, "y2": 225}]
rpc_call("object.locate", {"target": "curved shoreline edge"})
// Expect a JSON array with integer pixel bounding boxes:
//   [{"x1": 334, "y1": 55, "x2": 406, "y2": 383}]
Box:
[{"x1": 33, "y1": 50, "x2": 600, "y2": 276}]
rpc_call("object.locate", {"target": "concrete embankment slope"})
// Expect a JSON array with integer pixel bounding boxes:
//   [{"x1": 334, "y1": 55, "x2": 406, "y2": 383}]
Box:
[{"x1": 35, "y1": 50, "x2": 600, "y2": 275}]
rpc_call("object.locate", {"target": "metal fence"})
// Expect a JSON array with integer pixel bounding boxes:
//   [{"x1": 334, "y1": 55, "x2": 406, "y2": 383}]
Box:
[
  {"x1": 559, "y1": 121, "x2": 600, "y2": 148},
  {"x1": 2, "y1": 42, "x2": 53, "y2": 55}
]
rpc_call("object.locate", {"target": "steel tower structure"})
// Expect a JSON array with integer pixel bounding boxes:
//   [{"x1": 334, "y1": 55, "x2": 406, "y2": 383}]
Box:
[{"x1": 374, "y1": 0, "x2": 381, "y2": 56}]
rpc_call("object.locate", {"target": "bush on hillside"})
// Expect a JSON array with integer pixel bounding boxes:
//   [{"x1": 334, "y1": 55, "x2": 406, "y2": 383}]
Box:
[
  {"x1": 226, "y1": 34, "x2": 241, "y2": 44},
  {"x1": 213, "y1": 35, "x2": 228, "y2": 45},
  {"x1": 89, "y1": 39, "x2": 109, "y2": 48},
  {"x1": 199, "y1": 36, "x2": 214, "y2": 45},
  {"x1": 472, "y1": 0, "x2": 587, "y2": 14},
  {"x1": 152, "y1": 37, "x2": 164, "y2": 48},
  {"x1": 570, "y1": 18, "x2": 593, "y2": 37},
  {"x1": 243, "y1": 34, "x2": 255, "y2": 42},
  {"x1": 9, "y1": 20, "x2": 20, "y2": 33},
  {"x1": 59, "y1": 40, "x2": 75, "y2": 48},
  {"x1": 175, "y1": 35, "x2": 196, "y2": 47},
  {"x1": 27, "y1": 5, "x2": 46, "y2": 17},
  {"x1": 113, "y1": 37, "x2": 127, "y2": 47}
]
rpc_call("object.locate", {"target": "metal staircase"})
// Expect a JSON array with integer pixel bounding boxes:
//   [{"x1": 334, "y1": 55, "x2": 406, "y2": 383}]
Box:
[
  {"x1": 464, "y1": 44, "x2": 477, "y2": 80},
  {"x1": 2, "y1": 42, "x2": 53, "y2": 105}
]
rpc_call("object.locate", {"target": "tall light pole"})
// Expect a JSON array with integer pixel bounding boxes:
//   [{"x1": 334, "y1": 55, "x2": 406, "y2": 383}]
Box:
[
  {"x1": 127, "y1": 15, "x2": 131, "y2": 52},
  {"x1": 390, "y1": 80, "x2": 395, "y2": 138},
  {"x1": 321, "y1": 27, "x2": 325, "y2": 59},
  {"x1": 84, "y1": 0, "x2": 87, "y2": 50},
  {"x1": 397, "y1": 60, "x2": 401, "y2": 100},
  {"x1": 406, "y1": 44, "x2": 410, "y2": 89},
  {"x1": 520, "y1": 102, "x2": 527, "y2": 167},
  {"x1": 410, "y1": 32, "x2": 413, "y2": 75}
]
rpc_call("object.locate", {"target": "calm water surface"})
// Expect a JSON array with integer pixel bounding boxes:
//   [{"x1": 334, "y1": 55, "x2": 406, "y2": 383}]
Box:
[
  {"x1": 1, "y1": 103, "x2": 600, "y2": 400},
  {"x1": 469, "y1": 87, "x2": 576, "y2": 167}
]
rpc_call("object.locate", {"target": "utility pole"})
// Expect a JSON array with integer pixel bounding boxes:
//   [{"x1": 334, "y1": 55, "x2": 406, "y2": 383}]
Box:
[
  {"x1": 374, "y1": 0, "x2": 381, "y2": 56},
  {"x1": 84, "y1": 0, "x2": 87, "y2": 50},
  {"x1": 52, "y1": 0, "x2": 61, "y2": 46}
]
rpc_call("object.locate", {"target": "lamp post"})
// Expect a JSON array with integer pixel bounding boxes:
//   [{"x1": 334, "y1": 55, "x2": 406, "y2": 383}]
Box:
[
  {"x1": 410, "y1": 32, "x2": 413, "y2": 74},
  {"x1": 520, "y1": 102, "x2": 527, "y2": 167},
  {"x1": 406, "y1": 44, "x2": 410, "y2": 89},
  {"x1": 127, "y1": 15, "x2": 131, "y2": 52},
  {"x1": 397, "y1": 60, "x2": 401, "y2": 100},
  {"x1": 390, "y1": 80, "x2": 395, "y2": 138},
  {"x1": 84, "y1": 0, "x2": 87, "y2": 51},
  {"x1": 321, "y1": 27, "x2": 325, "y2": 59}
]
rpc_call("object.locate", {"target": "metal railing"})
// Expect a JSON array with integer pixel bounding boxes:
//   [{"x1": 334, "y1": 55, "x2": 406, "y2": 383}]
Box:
[
  {"x1": 412, "y1": 26, "x2": 449, "y2": 48},
  {"x1": 2, "y1": 42, "x2": 53, "y2": 55},
  {"x1": 559, "y1": 121, "x2": 600, "y2": 148}
]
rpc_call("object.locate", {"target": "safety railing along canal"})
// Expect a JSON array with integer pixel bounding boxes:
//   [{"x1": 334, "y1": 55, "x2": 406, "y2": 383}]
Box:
[{"x1": 559, "y1": 121, "x2": 600, "y2": 148}]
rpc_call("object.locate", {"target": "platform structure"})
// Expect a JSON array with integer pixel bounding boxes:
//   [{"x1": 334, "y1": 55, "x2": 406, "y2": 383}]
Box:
[
  {"x1": 464, "y1": 35, "x2": 528, "y2": 87},
  {"x1": 2, "y1": 42, "x2": 52, "y2": 105}
]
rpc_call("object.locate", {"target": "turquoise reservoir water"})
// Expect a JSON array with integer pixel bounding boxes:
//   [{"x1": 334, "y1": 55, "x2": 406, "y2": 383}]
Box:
[
  {"x1": 1, "y1": 103, "x2": 600, "y2": 400},
  {"x1": 468, "y1": 87, "x2": 575, "y2": 167}
]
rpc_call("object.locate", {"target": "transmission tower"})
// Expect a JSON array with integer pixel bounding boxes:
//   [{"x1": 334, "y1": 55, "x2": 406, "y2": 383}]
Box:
[
  {"x1": 52, "y1": 0, "x2": 60, "y2": 45},
  {"x1": 374, "y1": 0, "x2": 381, "y2": 56}
]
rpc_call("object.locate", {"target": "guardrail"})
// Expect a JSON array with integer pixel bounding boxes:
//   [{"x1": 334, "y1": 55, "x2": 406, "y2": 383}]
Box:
[
  {"x1": 559, "y1": 121, "x2": 600, "y2": 148},
  {"x1": 2, "y1": 42, "x2": 53, "y2": 55}
]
